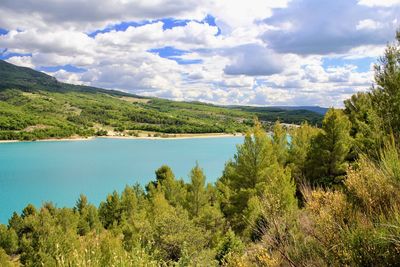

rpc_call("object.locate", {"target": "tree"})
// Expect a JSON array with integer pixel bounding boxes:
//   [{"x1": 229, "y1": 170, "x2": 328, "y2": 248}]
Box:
[
  {"x1": 288, "y1": 122, "x2": 320, "y2": 182},
  {"x1": 8, "y1": 212, "x2": 23, "y2": 237},
  {"x1": 99, "y1": 191, "x2": 122, "y2": 229},
  {"x1": 21, "y1": 204, "x2": 36, "y2": 219},
  {"x1": 147, "y1": 165, "x2": 187, "y2": 207},
  {"x1": 218, "y1": 120, "x2": 276, "y2": 232},
  {"x1": 75, "y1": 195, "x2": 100, "y2": 235},
  {"x1": 155, "y1": 165, "x2": 175, "y2": 184},
  {"x1": 217, "y1": 120, "x2": 297, "y2": 237},
  {"x1": 306, "y1": 108, "x2": 352, "y2": 187},
  {"x1": 272, "y1": 121, "x2": 288, "y2": 165},
  {"x1": 0, "y1": 225, "x2": 18, "y2": 254},
  {"x1": 344, "y1": 92, "x2": 383, "y2": 158},
  {"x1": 244, "y1": 163, "x2": 297, "y2": 241},
  {"x1": 186, "y1": 163, "x2": 208, "y2": 217},
  {"x1": 215, "y1": 229, "x2": 244, "y2": 265},
  {"x1": 149, "y1": 192, "x2": 206, "y2": 262},
  {"x1": 120, "y1": 185, "x2": 139, "y2": 218},
  {"x1": 75, "y1": 194, "x2": 88, "y2": 214},
  {"x1": 372, "y1": 30, "x2": 400, "y2": 139}
]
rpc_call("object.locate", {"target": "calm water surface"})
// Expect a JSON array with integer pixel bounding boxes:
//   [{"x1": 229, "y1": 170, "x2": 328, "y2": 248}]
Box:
[{"x1": 0, "y1": 137, "x2": 243, "y2": 223}]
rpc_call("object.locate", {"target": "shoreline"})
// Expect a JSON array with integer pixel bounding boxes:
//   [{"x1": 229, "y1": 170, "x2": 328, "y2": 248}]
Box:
[
  {"x1": 0, "y1": 133, "x2": 244, "y2": 143},
  {"x1": 99, "y1": 133, "x2": 243, "y2": 140},
  {"x1": 0, "y1": 137, "x2": 96, "y2": 144}
]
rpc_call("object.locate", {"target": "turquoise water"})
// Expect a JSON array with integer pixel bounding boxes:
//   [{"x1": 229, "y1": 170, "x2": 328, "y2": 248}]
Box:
[{"x1": 0, "y1": 137, "x2": 243, "y2": 223}]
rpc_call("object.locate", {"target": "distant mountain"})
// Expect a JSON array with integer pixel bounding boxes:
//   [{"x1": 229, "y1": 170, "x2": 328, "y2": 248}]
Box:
[
  {"x1": 0, "y1": 59, "x2": 139, "y2": 97},
  {"x1": 273, "y1": 106, "x2": 328, "y2": 115},
  {"x1": 229, "y1": 106, "x2": 323, "y2": 126},
  {"x1": 0, "y1": 60, "x2": 324, "y2": 140}
]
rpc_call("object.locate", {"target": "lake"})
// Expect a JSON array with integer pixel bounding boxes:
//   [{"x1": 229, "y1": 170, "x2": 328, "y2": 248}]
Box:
[{"x1": 0, "y1": 137, "x2": 243, "y2": 223}]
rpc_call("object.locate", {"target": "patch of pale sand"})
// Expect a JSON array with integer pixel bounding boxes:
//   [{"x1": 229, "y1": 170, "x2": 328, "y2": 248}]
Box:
[
  {"x1": 0, "y1": 136, "x2": 95, "y2": 143},
  {"x1": 0, "y1": 132, "x2": 244, "y2": 143},
  {"x1": 116, "y1": 96, "x2": 150, "y2": 104},
  {"x1": 100, "y1": 132, "x2": 244, "y2": 140},
  {"x1": 23, "y1": 124, "x2": 51, "y2": 132}
]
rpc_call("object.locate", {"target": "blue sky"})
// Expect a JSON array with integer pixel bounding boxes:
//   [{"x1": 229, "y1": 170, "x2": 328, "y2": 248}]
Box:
[
  {"x1": 0, "y1": 0, "x2": 399, "y2": 107},
  {"x1": 88, "y1": 15, "x2": 220, "y2": 38},
  {"x1": 322, "y1": 57, "x2": 376, "y2": 73},
  {"x1": 0, "y1": 49, "x2": 31, "y2": 60},
  {"x1": 148, "y1": 46, "x2": 203, "y2": 65},
  {"x1": 0, "y1": 28, "x2": 8, "y2": 35},
  {"x1": 38, "y1": 65, "x2": 87, "y2": 73}
]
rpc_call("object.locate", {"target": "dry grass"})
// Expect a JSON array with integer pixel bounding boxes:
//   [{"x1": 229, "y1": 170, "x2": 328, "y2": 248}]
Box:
[
  {"x1": 118, "y1": 96, "x2": 150, "y2": 104},
  {"x1": 23, "y1": 124, "x2": 52, "y2": 132}
]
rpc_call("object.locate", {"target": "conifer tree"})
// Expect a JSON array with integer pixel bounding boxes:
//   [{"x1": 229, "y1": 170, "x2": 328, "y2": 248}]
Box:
[
  {"x1": 272, "y1": 121, "x2": 288, "y2": 165},
  {"x1": 218, "y1": 120, "x2": 297, "y2": 235},
  {"x1": 148, "y1": 165, "x2": 187, "y2": 207},
  {"x1": 187, "y1": 163, "x2": 208, "y2": 217},
  {"x1": 99, "y1": 191, "x2": 122, "y2": 229},
  {"x1": 306, "y1": 108, "x2": 352, "y2": 187},
  {"x1": 75, "y1": 194, "x2": 88, "y2": 214},
  {"x1": 372, "y1": 30, "x2": 400, "y2": 138},
  {"x1": 218, "y1": 120, "x2": 276, "y2": 232},
  {"x1": 344, "y1": 92, "x2": 383, "y2": 157},
  {"x1": 288, "y1": 122, "x2": 320, "y2": 182}
]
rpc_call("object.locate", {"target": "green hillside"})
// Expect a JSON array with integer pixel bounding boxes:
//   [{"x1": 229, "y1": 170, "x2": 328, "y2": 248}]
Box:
[
  {"x1": 0, "y1": 60, "x2": 323, "y2": 140},
  {"x1": 232, "y1": 105, "x2": 323, "y2": 125}
]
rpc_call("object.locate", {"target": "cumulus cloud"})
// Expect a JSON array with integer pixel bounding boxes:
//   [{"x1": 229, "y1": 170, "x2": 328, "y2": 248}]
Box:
[
  {"x1": 223, "y1": 44, "x2": 284, "y2": 76},
  {"x1": 0, "y1": 0, "x2": 398, "y2": 107},
  {"x1": 0, "y1": 29, "x2": 95, "y2": 56},
  {"x1": 94, "y1": 20, "x2": 220, "y2": 50},
  {"x1": 262, "y1": 0, "x2": 399, "y2": 55},
  {"x1": 358, "y1": 0, "x2": 400, "y2": 7},
  {"x1": 0, "y1": 0, "x2": 203, "y2": 31},
  {"x1": 6, "y1": 56, "x2": 34, "y2": 68}
]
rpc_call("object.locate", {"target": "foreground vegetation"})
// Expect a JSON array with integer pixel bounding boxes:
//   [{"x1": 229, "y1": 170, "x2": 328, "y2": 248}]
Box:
[
  {"x1": 1, "y1": 32, "x2": 400, "y2": 266},
  {"x1": 0, "y1": 60, "x2": 323, "y2": 141}
]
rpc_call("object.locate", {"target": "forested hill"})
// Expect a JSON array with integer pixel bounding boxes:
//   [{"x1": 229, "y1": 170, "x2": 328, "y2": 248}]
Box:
[
  {"x1": 0, "y1": 60, "x2": 323, "y2": 140},
  {"x1": 0, "y1": 60, "x2": 139, "y2": 97}
]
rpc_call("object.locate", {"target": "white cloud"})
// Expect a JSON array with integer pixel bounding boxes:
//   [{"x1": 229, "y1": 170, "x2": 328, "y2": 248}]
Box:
[
  {"x1": 0, "y1": 0, "x2": 203, "y2": 31},
  {"x1": 50, "y1": 69, "x2": 86, "y2": 85},
  {"x1": 0, "y1": 0, "x2": 397, "y2": 107},
  {"x1": 262, "y1": 0, "x2": 399, "y2": 55},
  {"x1": 208, "y1": 0, "x2": 289, "y2": 31},
  {"x1": 0, "y1": 29, "x2": 95, "y2": 55},
  {"x1": 6, "y1": 56, "x2": 34, "y2": 68},
  {"x1": 356, "y1": 19, "x2": 383, "y2": 30},
  {"x1": 223, "y1": 44, "x2": 284, "y2": 76},
  {"x1": 358, "y1": 0, "x2": 400, "y2": 7}
]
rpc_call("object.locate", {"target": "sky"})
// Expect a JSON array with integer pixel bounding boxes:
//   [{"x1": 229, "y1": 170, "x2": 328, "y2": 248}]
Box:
[{"x1": 0, "y1": 0, "x2": 399, "y2": 107}]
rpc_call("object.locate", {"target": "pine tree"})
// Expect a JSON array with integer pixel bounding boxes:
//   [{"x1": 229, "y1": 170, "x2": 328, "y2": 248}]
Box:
[
  {"x1": 148, "y1": 165, "x2": 187, "y2": 207},
  {"x1": 8, "y1": 212, "x2": 23, "y2": 237},
  {"x1": 344, "y1": 92, "x2": 383, "y2": 158},
  {"x1": 272, "y1": 121, "x2": 288, "y2": 165},
  {"x1": 187, "y1": 163, "x2": 208, "y2": 217},
  {"x1": 228, "y1": 120, "x2": 275, "y2": 189},
  {"x1": 75, "y1": 194, "x2": 88, "y2": 214},
  {"x1": 372, "y1": 30, "x2": 400, "y2": 138},
  {"x1": 288, "y1": 122, "x2": 320, "y2": 182},
  {"x1": 218, "y1": 120, "x2": 281, "y2": 233},
  {"x1": 120, "y1": 185, "x2": 139, "y2": 218},
  {"x1": 306, "y1": 108, "x2": 352, "y2": 187},
  {"x1": 21, "y1": 204, "x2": 36, "y2": 218},
  {"x1": 99, "y1": 191, "x2": 122, "y2": 229}
]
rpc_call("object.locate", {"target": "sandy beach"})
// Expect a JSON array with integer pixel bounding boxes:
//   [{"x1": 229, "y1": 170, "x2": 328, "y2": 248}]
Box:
[
  {"x1": 0, "y1": 133, "x2": 244, "y2": 143},
  {"x1": 0, "y1": 136, "x2": 95, "y2": 143},
  {"x1": 99, "y1": 132, "x2": 243, "y2": 140}
]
